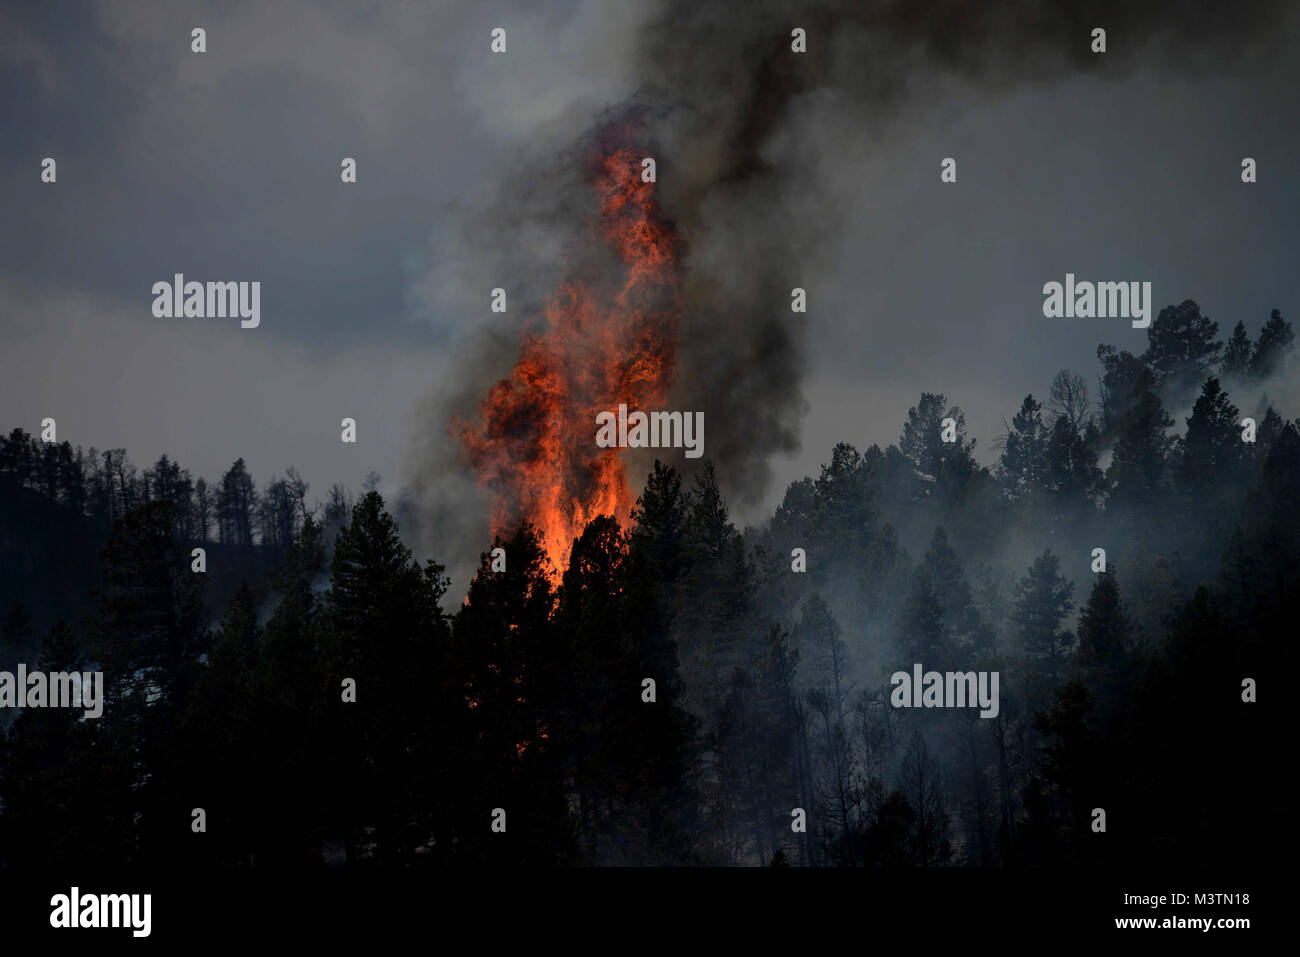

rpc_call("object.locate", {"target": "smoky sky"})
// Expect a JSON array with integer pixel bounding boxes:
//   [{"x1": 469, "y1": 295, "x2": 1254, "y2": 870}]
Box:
[{"x1": 2, "y1": 0, "x2": 1298, "y2": 586}]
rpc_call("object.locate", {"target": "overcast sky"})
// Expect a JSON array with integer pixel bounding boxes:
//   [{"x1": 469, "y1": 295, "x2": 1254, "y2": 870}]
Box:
[{"x1": 3, "y1": 1, "x2": 1297, "y2": 556}]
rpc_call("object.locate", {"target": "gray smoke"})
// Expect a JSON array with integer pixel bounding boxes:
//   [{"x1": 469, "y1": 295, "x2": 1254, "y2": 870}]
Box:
[
  {"x1": 633, "y1": 0, "x2": 1292, "y2": 504},
  {"x1": 404, "y1": 0, "x2": 1295, "y2": 584}
]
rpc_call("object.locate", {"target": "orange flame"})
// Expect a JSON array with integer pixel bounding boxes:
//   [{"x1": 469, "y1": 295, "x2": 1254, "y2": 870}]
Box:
[{"x1": 458, "y1": 135, "x2": 683, "y2": 573}]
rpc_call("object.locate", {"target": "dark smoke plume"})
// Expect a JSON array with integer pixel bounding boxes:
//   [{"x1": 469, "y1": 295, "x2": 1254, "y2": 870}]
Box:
[{"x1": 405, "y1": 0, "x2": 1294, "y2": 583}]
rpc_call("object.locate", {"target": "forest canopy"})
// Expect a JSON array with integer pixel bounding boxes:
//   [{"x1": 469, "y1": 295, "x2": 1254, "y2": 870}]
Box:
[{"x1": 0, "y1": 300, "x2": 1288, "y2": 867}]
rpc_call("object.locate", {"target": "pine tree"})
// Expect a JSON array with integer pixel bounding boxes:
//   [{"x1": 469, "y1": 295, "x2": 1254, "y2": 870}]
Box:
[
  {"x1": 1142, "y1": 300, "x2": 1222, "y2": 398},
  {"x1": 251, "y1": 516, "x2": 330, "y2": 864},
  {"x1": 555, "y1": 516, "x2": 636, "y2": 856},
  {"x1": 900, "y1": 393, "x2": 978, "y2": 496},
  {"x1": 1106, "y1": 386, "x2": 1174, "y2": 510},
  {"x1": 1042, "y1": 415, "x2": 1103, "y2": 510},
  {"x1": 798, "y1": 594, "x2": 860, "y2": 864},
  {"x1": 797, "y1": 593, "x2": 852, "y2": 721},
  {"x1": 916, "y1": 528, "x2": 992, "y2": 658},
  {"x1": 677, "y1": 462, "x2": 751, "y2": 713},
  {"x1": 1073, "y1": 570, "x2": 1132, "y2": 707},
  {"x1": 860, "y1": 788, "x2": 917, "y2": 867},
  {"x1": 217, "y1": 458, "x2": 257, "y2": 547},
  {"x1": 628, "y1": 459, "x2": 690, "y2": 589},
  {"x1": 180, "y1": 583, "x2": 261, "y2": 865},
  {"x1": 1011, "y1": 550, "x2": 1074, "y2": 686},
  {"x1": 999, "y1": 395, "x2": 1050, "y2": 500},
  {"x1": 899, "y1": 730, "x2": 954, "y2": 866},
  {"x1": 811, "y1": 442, "x2": 877, "y2": 563},
  {"x1": 0, "y1": 620, "x2": 99, "y2": 865},
  {"x1": 1249, "y1": 308, "x2": 1295, "y2": 379},
  {"x1": 323, "y1": 491, "x2": 451, "y2": 863},
  {"x1": 95, "y1": 500, "x2": 206, "y2": 716},
  {"x1": 558, "y1": 511, "x2": 702, "y2": 863},
  {"x1": 755, "y1": 625, "x2": 806, "y2": 864},
  {"x1": 1024, "y1": 682, "x2": 1100, "y2": 865},
  {"x1": 899, "y1": 567, "x2": 950, "y2": 666},
  {"x1": 1220, "y1": 320, "x2": 1252, "y2": 380},
  {"x1": 1178, "y1": 377, "x2": 1243, "y2": 497},
  {"x1": 453, "y1": 522, "x2": 573, "y2": 865},
  {"x1": 771, "y1": 476, "x2": 816, "y2": 549},
  {"x1": 1096, "y1": 346, "x2": 1152, "y2": 432}
]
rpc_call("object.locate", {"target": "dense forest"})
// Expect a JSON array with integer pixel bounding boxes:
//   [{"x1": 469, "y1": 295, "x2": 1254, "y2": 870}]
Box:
[{"x1": 0, "y1": 299, "x2": 1290, "y2": 868}]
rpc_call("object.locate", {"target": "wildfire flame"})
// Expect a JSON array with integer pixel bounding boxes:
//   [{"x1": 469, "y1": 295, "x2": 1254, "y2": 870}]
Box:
[{"x1": 458, "y1": 133, "x2": 683, "y2": 573}]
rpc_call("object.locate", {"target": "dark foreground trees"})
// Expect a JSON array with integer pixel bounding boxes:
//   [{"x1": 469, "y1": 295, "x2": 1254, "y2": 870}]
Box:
[{"x1": 0, "y1": 300, "x2": 1290, "y2": 867}]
